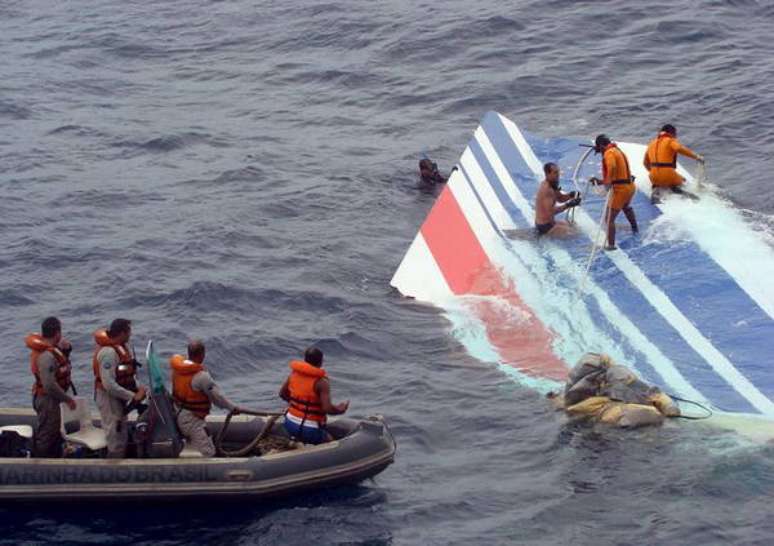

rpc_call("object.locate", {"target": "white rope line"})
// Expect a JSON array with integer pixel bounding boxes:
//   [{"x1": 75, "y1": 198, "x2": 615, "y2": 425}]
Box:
[
  {"x1": 696, "y1": 161, "x2": 706, "y2": 190},
  {"x1": 577, "y1": 187, "x2": 612, "y2": 301}
]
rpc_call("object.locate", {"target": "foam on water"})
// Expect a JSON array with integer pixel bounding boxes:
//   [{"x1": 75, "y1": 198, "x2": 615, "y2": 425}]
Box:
[
  {"x1": 657, "y1": 187, "x2": 774, "y2": 319},
  {"x1": 620, "y1": 142, "x2": 774, "y2": 320},
  {"x1": 443, "y1": 300, "x2": 561, "y2": 394}
]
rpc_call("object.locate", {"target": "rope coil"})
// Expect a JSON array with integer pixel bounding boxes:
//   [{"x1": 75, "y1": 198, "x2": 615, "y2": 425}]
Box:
[{"x1": 215, "y1": 409, "x2": 285, "y2": 457}]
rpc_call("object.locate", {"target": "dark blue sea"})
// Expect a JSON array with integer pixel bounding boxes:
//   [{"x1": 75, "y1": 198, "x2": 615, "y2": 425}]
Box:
[{"x1": 3, "y1": 1, "x2": 774, "y2": 544}]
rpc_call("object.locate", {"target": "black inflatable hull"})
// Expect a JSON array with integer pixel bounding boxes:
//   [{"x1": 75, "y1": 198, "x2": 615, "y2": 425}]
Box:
[{"x1": 0, "y1": 409, "x2": 396, "y2": 502}]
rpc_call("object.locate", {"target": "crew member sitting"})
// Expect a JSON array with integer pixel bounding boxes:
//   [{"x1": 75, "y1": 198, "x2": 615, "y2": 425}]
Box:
[
  {"x1": 26, "y1": 316, "x2": 77, "y2": 457},
  {"x1": 170, "y1": 340, "x2": 243, "y2": 457},
  {"x1": 279, "y1": 347, "x2": 349, "y2": 444},
  {"x1": 534, "y1": 162, "x2": 581, "y2": 236},
  {"x1": 643, "y1": 124, "x2": 705, "y2": 204}
]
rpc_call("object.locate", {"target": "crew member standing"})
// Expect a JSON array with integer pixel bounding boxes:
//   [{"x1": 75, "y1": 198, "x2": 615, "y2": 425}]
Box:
[
  {"x1": 591, "y1": 134, "x2": 639, "y2": 250},
  {"x1": 643, "y1": 124, "x2": 704, "y2": 203},
  {"x1": 26, "y1": 316, "x2": 77, "y2": 457},
  {"x1": 93, "y1": 318, "x2": 146, "y2": 458},
  {"x1": 170, "y1": 339, "x2": 243, "y2": 457}
]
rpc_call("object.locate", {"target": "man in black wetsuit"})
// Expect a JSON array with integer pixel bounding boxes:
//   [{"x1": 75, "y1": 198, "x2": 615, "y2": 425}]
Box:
[{"x1": 419, "y1": 158, "x2": 456, "y2": 185}]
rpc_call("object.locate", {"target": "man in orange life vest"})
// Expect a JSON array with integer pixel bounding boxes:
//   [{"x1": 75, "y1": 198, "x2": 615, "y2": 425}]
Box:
[
  {"x1": 590, "y1": 134, "x2": 639, "y2": 250},
  {"x1": 279, "y1": 347, "x2": 349, "y2": 444},
  {"x1": 170, "y1": 339, "x2": 243, "y2": 457},
  {"x1": 643, "y1": 124, "x2": 705, "y2": 204},
  {"x1": 26, "y1": 316, "x2": 77, "y2": 457},
  {"x1": 93, "y1": 318, "x2": 146, "y2": 458}
]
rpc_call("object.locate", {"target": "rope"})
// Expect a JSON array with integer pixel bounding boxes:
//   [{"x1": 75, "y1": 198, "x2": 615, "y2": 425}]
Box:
[
  {"x1": 576, "y1": 187, "x2": 612, "y2": 300},
  {"x1": 696, "y1": 161, "x2": 706, "y2": 190},
  {"x1": 215, "y1": 409, "x2": 284, "y2": 457},
  {"x1": 233, "y1": 408, "x2": 285, "y2": 417},
  {"x1": 668, "y1": 394, "x2": 713, "y2": 420}
]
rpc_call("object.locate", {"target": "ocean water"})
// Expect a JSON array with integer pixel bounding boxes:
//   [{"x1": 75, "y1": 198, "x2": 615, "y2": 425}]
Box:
[{"x1": 2, "y1": 1, "x2": 774, "y2": 544}]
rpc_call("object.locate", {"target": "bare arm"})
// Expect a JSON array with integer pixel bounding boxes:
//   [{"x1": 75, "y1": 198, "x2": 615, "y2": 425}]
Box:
[
  {"x1": 555, "y1": 190, "x2": 575, "y2": 204},
  {"x1": 315, "y1": 378, "x2": 349, "y2": 415},
  {"x1": 279, "y1": 377, "x2": 290, "y2": 402}
]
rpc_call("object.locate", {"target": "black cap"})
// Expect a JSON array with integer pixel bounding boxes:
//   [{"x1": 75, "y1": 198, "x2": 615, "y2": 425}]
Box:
[
  {"x1": 594, "y1": 134, "x2": 611, "y2": 153},
  {"x1": 108, "y1": 318, "x2": 132, "y2": 338},
  {"x1": 660, "y1": 124, "x2": 676, "y2": 136}
]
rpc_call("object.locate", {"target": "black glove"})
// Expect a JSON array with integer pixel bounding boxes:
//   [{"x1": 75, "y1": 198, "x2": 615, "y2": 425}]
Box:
[
  {"x1": 568, "y1": 191, "x2": 579, "y2": 199},
  {"x1": 124, "y1": 400, "x2": 148, "y2": 416},
  {"x1": 566, "y1": 196, "x2": 582, "y2": 208},
  {"x1": 588, "y1": 177, "x2": 601, "y2": 186}
]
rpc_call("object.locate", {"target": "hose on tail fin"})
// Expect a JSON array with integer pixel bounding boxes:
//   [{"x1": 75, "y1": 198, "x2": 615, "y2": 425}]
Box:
[
  {"x1": 568, "y1": 145, "x2": 595, "y2": 224},
  {"x1": 668, "y1": 394, "x2": 713, "y2": 420},
  {"x1": 576, "y1": 187, "x2": 612, "y2": 301},
  {"x1": 696, "y1": 161, "x2": 706, "y2": 190}
]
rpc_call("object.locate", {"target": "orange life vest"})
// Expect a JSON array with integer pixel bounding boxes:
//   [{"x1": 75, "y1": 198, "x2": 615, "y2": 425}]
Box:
[
  {"x1": 26, "y1": 333, "x2": 72, "y2": 397},
  {"x1": 92, "y1": 329, "x2": 137, "y2": 391},
  {"x1": 170, "y1": 354, "x2": 211, "y2": 419},
  {"x1": 602, "y1": 143, "x2": 633, "y2": 185},
  {"x1": 286, "y1": 360, "x2": 327, "y2": 424},
  {"x1": 647, "y1": 132, "x2": 678, "y2": 169}
]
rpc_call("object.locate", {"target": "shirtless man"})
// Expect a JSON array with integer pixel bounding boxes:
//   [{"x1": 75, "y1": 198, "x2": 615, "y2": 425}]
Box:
[{"x1": 534, "y1": 162, "x2": 581, "y2": 236}]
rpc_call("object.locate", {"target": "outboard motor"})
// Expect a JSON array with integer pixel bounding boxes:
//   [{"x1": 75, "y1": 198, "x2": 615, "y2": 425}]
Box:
[{"x1": 134, "y1": 389, "x2": 184, "y2": 458}]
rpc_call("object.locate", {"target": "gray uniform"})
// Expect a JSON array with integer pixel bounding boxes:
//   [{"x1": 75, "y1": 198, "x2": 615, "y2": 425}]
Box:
[
  {"x1": 176, "y1": 371, "x2": 236, "y2": 457},
  {"x1": 95, "y1": 346, "x2": 136, "y2": 458},
  {"x1": 32, "y1": 351, "x2": 72, "y2": 458}
]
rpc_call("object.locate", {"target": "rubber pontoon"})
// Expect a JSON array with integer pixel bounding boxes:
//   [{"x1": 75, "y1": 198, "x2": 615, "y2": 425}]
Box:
[{"x1": 0, "y1": 409, "x2": 395, "y2": 502}]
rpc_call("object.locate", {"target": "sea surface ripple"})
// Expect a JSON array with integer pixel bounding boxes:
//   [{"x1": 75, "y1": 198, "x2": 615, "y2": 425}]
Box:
[{"x1": 2, "y1": 1, "x2": 774, "y2": 544}]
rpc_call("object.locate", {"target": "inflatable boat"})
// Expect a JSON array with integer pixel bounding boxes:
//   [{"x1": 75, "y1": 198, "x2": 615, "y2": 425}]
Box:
[{"x1": 0, "y1": 408, "x2": 395, "y2": 502}]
